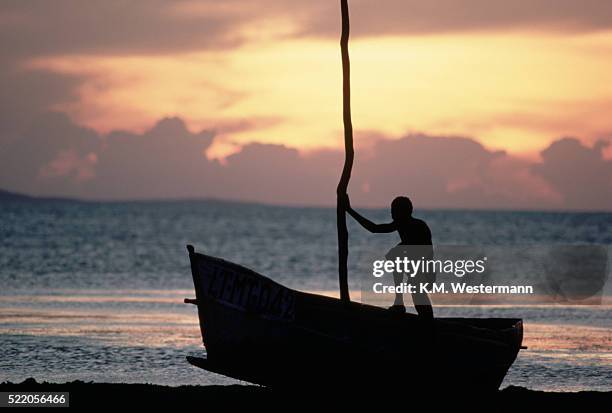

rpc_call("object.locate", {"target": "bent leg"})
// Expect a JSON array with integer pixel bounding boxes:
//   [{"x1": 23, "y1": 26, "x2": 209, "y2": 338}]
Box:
[{"x1": 411, "y1": 291, "x2": 433, "y2": 320}]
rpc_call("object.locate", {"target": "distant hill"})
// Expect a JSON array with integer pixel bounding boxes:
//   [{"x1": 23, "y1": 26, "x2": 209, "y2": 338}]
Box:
[
  {"x1": 0, "y1": 189, "x2": 262, "y2": 206},
  {"x1": 0, "y1": 189, "x2": 36, "y2": 201},
  {"x1": 0, "y1": 189, "x2": 79, "y2": 203}
]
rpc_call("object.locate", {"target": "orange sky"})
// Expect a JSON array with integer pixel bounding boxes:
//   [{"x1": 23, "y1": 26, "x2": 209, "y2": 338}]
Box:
[{"x1": 21, "y1": 8, "x2": 612, "y2": 160}]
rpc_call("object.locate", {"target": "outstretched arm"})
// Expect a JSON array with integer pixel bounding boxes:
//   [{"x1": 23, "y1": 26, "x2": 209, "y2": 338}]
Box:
[{"x1": 341, "y1": 194, "x2": 396, "y2": 233}]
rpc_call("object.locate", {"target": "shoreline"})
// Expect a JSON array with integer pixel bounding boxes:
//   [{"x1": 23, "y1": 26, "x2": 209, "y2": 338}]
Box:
[{"x1": 1, "y1": 378, "x2": 610, "y2": 409}]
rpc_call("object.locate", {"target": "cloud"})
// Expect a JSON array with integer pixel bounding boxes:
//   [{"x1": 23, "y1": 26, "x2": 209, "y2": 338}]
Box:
[
  {"x1": 532, "y1": 137, "x2": 612, "y2": 210},
  {"x1": 39, "y1": 150, "x2": 98, "y2": 182},
  {"x1": 0, "y1": 113, "x2": 216, "y2": 199},
  {"x1": 82, "y1": 117, "x2": 217, "y2": 199},
  {"x1": 347, "y1": 134, "x2": 557, "y2": 209},
  {"x1": 213, "y1": 143, "x2": 342, "y2": 205},
  {"x1": 0, "y1": 61, "x2": 85, "y2": 138},
  {"x1": 1, "y1": 114, "x2": 610, "y2": 211},
  {"x1": 2, "y1": 1, "x2": 612, "y2": 65},
  {"x1": 0, "y1": 1, "x2": 246, "y2": 60},
  {"x1": 0, "y1": 112, "x2": 100, "y2": 195},
  {"x1": 303, "y1": 1, "x2": 612, "y2": 38}
]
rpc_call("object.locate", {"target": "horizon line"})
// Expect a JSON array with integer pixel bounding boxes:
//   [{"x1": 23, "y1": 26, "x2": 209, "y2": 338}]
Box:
[{"x1": 2, "y1": 188, "x2": 611, "y2": 214}]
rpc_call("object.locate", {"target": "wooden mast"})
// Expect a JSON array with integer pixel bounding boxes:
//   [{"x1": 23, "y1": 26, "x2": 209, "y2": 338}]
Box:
[{"x1": 337, "y1": 0, "x2": 353, "y2": 303}]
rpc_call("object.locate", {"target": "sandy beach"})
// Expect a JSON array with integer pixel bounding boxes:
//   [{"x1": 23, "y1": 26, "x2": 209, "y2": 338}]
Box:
[{"x1": 1, "y1": 378, "x2": 611, "y2": 409}]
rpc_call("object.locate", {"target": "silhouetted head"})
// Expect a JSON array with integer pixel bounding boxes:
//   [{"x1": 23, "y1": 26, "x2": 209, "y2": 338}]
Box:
[{"x1": 391, "y1": 196, "x2": 413, "y2": 222}]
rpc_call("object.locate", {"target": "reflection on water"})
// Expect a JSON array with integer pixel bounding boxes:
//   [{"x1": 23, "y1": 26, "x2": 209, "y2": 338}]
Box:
[{"x1": 0, "y1": 289, "x2": 610, "y2": 391}]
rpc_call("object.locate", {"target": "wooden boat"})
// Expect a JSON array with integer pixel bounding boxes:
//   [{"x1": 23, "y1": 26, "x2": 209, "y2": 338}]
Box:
[{"x1": 185, "y1": 245, "x2": 523, "y2": 391}]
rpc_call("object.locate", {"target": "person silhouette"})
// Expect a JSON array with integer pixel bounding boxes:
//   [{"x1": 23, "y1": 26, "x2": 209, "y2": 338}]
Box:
[{"x1": 342, "y1": 194, "x2": 434, "y2": 319}]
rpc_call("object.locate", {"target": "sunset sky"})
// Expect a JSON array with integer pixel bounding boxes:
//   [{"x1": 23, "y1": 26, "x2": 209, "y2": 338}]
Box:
[{"x1": 1, "y1": 1, "x2": 611, "y2": 209}]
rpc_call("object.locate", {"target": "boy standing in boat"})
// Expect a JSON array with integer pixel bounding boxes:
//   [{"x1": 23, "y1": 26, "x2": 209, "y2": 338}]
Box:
[{"x1": 341, "y1": 194, "x2": 434, "y2": 319}]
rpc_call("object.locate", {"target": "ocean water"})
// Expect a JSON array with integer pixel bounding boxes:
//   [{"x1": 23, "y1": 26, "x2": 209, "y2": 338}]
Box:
[{"x1": 0, "y1": 200, "x2": 611, "y2": 391}]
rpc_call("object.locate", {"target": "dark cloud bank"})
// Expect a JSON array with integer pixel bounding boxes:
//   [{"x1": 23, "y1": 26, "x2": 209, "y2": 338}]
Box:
[
  {"x1": 3, "y1": 1, "x2": 612, "y2": 63},
  {"x1": 1, "y1": 112, "x2": 610, "y2": 211}
]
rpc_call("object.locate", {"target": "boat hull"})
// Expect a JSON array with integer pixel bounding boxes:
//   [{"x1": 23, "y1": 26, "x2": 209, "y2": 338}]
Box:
[{"x1": 186, "y1": 245, "x2": 523, "y2": 391}]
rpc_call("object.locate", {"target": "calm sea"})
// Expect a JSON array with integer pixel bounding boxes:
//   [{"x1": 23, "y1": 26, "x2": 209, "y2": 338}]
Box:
[{"x1": 1, "y1": 200, "x2": 611, "y2": 391}]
